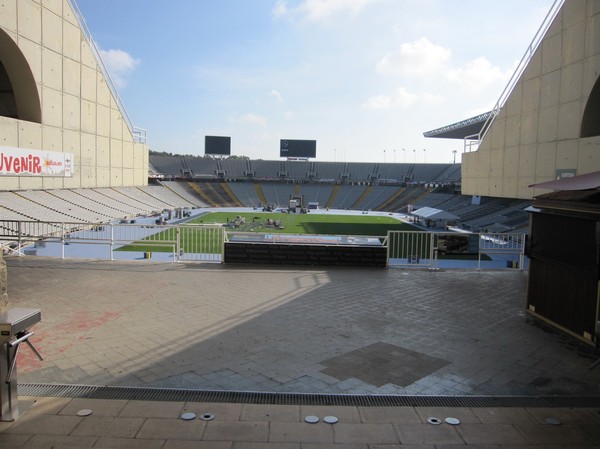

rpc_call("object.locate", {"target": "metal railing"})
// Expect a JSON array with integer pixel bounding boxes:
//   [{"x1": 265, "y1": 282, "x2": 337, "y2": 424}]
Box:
[
  {"x1": 0, "y1": 220, "x2": 224, "y2": 263},
  {"x1": 1, "y1": 220, "x2": 525, "y2": 269},
  {"x1": 386, "y1": 230, "x2": 526, "y2": 270},
  {"x1": 67, "y1": 0, "x2": 146, "y2": 144},
  {"x1": 464, "y1": 0, "x2": 565, "y2": 152}
]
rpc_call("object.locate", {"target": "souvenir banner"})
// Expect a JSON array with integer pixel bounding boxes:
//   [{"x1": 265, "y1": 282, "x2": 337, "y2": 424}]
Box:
[{"x1": 0, "y1": 146, "x2": 74, "y2": 177}]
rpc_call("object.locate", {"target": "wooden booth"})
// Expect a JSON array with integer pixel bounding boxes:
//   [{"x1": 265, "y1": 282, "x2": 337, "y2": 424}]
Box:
[{"x1": 526, "y1": 172, "x2": 600, "y2": 347}]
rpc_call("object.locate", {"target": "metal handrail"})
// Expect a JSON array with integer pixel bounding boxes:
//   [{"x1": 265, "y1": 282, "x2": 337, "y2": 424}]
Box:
[
  {"x1": 67, "y1": 0, "x2": 146, "y2": 144},
  {"x1": 1, "y1": 219, "x2": 526, "y2": 269},
  {"x1": 464, "y1": 0, "x2": 565, "y2": 152}
]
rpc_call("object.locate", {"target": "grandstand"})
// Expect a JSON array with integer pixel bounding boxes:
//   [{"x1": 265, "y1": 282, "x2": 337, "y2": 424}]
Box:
[
  {"x1": 145, "y1": 153, "x2": 531, "y2": 232},
  {"x1": 0, "y1": 142, "x2": 532, "y2": 234}
]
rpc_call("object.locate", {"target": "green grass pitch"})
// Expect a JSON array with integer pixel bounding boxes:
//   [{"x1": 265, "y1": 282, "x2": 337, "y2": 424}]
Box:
[
  {"x1": 191, "y1": 211, "x2": 418, "y2": 235},
  {"x1": 117, "y1": 211, "x2": 419, "y2": 253}
]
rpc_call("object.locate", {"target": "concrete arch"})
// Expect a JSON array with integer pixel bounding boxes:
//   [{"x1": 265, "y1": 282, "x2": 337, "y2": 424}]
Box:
[
  {"x1": 581, "y1": 74, "x2": 600, "y2": 138},
  {"x1": 0, "y1": 28, "x2": 41, "y2": 123}
]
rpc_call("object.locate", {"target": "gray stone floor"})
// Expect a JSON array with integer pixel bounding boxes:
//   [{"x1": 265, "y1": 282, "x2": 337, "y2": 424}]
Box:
[{"x1": 5, "y1": 257, "x2": 600, "y2": 396}]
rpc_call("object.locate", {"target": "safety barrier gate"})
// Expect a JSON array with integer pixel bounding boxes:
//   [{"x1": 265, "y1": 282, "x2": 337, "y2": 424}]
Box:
[
  {"x1": 0, "y1": 220, "x2": 225, "y2": 263},
  {"x1": 385, "y1": 230, "x2": 526, "y2": 270},
  {"x1": 1, "y1": 220, "x2": 525, "y2": 269}
]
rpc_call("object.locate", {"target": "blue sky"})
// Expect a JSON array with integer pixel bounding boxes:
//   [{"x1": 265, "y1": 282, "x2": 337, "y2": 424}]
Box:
[{"x1": 74, "y1": 0, "x2": 555, "y2": 163}]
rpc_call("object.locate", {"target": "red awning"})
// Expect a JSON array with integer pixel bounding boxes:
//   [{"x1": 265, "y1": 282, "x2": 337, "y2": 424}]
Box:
[{"x1": 529, "y1": 171, "x2": 600, "y2": 191}]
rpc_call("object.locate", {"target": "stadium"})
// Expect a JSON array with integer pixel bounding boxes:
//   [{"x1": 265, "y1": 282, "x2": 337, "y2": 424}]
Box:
[{"x1": 0, "y1": 0, "x2": 599, "y2": 445}]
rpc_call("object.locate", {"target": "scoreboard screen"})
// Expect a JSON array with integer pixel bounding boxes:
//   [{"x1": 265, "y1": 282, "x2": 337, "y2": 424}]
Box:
[
  {"x1": 205, "y1": 136, "x2": 231, "y2": 155},
  {"x1": 280, "y1": 139, "x2": 316, "y2": 158}
]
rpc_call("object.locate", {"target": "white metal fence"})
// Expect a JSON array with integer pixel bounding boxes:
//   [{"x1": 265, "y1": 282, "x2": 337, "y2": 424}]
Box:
[
  {"x1": 385, "y1": 230, "x2": 526, "y2": 270},
  {"x1": 1, "y1": 220, "x2": 525, "y2": 269},
  {"x1": 0, "y1": 220, "x2": 225, "y2": 263}
]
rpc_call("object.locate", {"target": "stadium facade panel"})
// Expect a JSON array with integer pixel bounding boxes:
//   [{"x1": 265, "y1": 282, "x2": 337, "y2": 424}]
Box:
[
  {"x1": 461, "y1": 0, "x2": 600, "y2": 200},
  {"x1": 0, "y1": 0, "x2": 148, "y2": 191}
]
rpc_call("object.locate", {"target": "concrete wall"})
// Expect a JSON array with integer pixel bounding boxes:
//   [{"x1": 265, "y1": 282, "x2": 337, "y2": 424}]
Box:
[
  {"x1": 0, "y1": 0, "x2": 148, "y2": 191},
  {"x1": 462, "y1": 0, "x2": 600, "y2": 199}
]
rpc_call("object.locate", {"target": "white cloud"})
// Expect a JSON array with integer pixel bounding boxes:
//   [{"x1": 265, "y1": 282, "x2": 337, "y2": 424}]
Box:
[
  {"x1": 99, "y1": 49, "x2": 140, "y2": 89},
  {"x1": 420, "y1": 92, "x2": 445, "y2": 105},
  {"x1": 362, "y1": 87, "x2": 418, "y2": 110},
  {"x1": 273, "y1": 0, "x2": 377, "y2": 21},
  {"x1": 447, "y1": 56, "x2": 510, "y2": 92},
  {"x1": 270, "y1": 89, "x2": 284, "y2": 102},
  {"x1": 272, "y1": 0, "x2": 289, "y2": 18},
  {"x1": 376, "y1": 37, "x2": 451, "y2": 77},
  {"x1": 234, "y1": 113, "x2": 268, "y2": 127}
]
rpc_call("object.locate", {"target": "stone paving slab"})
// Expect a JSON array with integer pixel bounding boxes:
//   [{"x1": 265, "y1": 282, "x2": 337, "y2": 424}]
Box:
[
  {"x1": 0, "y1": 397, "x2": 596, "y2": 448},
  {"x1": 4, "y1": 257, "x2": 600, "y2": 397}
]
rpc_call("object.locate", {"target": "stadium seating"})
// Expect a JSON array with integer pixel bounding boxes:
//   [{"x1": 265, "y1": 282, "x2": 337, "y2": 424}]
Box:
[
  {"x1": 0, "y1": 191, "x2": 85, "y2": 222},
  {"x1": 183, "y1": 157, "x2": 219, "y2": 178},
  {"x1": 51, "y1": 189, "x2": 131, "y2": 220},
  {"x1": 0, "y1": 154, "x2": 532, "y2": 236},
  {"x1": 298, "y1": 184, "x2": 335, "y2": 206},
  {"x1": 259, "y1": 182, "x2": 295, "y2": 206},
  {"x1": 139, "y1": 185, "x2": 201, "y2": 208},
  {"x1": 252, "y1": 160, "x2": 281, "y2": 179},
  {"x1": 149, "y1": 155, "x2": 186, "y2": 177},
  {"x1": 161, "y1": 181, "x2": 208, "y2": 207},
  {"x1": 377, "y1": 163, "x2": 411, "y2": 182},
  {"x1": 218, "y1": 159, "x2": 247, "y2": 178},
  {"x1": 332, "y1": 185, "x2": 369, "y2": 209},
  {"x1": 359, "y1": 186, "x2": 404, "y2": 210},
  {"x1": 226, "y1": 182, "x2": 262, "y2": 207},
  {"x1": 285, "y1": 160, "x2": 310, "y2": 179}
]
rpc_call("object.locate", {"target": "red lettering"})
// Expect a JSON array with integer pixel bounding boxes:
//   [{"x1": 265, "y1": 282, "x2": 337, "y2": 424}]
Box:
[
  {"x1": 21, "y1": 156, "x2": 30, "y2": 173},
  {"x1": 0, "y1": 151, "x2": 62, "y2": 175},
  {"x1": 33, "y1": 156, "x2": 41, "y2": 174},
  {"x1": 0, "y1": 154, "x2": 14, "y2": 172}
]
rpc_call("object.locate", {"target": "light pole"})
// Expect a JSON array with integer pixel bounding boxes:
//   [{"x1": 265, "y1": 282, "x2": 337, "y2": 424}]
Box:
[
  {"x1": 412, "y1": 149, "x2": 416, "y2": 163},
  {"x1": 393, "y1": 149, "x2": 396, "y2": 163},
  {"x1": 423, "y1": 149, "x2": 426, "y2": 163},
  {"x1": 383, "y1": 149, "x2": 386, "y2": 163},
  {"x1": 402, "y1": 148, "x2": 406, "y2": 163},
  {"x1": 452, "y1": 149, "x2": 457, "y2": 164}
]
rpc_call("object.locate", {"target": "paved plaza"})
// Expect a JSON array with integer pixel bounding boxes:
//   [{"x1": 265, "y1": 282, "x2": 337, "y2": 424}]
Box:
[
  {"x1": 1, "y1": 256, "x2": 600, "y2": 447},
  {"x1": 5, "y1": 256, "x2": 600, "y2": 396}
]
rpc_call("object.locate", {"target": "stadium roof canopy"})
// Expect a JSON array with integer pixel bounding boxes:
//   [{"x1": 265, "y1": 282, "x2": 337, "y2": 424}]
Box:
[
  {"x1": 423, "y1": 111, "x2": 493, "y2": 139},
  {"x1": 411, "y1": 207, "x2": 458, "y2": 221}
]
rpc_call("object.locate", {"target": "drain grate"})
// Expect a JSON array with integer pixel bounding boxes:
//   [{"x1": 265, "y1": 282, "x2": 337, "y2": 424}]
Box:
[{"x1": 18, "y1": 383, "x2": 600, "y2": 408}]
